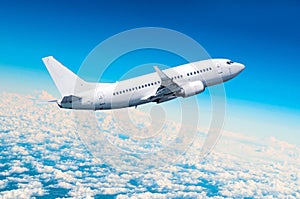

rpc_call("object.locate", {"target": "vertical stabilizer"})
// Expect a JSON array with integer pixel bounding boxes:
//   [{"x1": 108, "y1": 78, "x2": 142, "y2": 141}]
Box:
[{"x1": 42, "y1": 56, "x2": 87, "y2": 96}]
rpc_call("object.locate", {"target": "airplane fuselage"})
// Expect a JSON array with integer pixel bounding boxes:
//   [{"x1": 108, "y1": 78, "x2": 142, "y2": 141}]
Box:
[{"x1": 54, "y1": 58, "x2": 245, "y2": 110}]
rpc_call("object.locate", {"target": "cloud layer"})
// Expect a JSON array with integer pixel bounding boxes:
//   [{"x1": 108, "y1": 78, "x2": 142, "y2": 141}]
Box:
[{"x1": 0, "y1": 91, "x2": 299, "y2": 198}]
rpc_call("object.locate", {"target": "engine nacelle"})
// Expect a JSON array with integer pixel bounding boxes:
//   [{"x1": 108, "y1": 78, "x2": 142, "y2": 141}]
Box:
[{"x1": 179, "y1": 81, "x2": 205, "y2": 98}]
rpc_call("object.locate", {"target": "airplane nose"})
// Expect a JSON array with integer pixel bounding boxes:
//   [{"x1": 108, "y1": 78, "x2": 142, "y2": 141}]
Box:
[{"x1": 236, "y1": 63, "x2": 245, "y2": 73}]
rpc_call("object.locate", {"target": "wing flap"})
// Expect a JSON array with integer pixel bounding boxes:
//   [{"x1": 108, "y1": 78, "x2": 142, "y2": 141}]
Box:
[
  {"x1": 153, "y1": 66, "x2": 182, "y2": 93},
  {"x1": 142, "y1": 66, "x2": 183, "y2": 103}
]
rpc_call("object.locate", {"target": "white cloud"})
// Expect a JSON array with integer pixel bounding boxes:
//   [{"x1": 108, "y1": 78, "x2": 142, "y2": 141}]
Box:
[
  {"x1": 0, "y1": 180, "x2": 7, "y2": 189},
  {"x1": 0, "y1": 91, "x2": 299, "y2": 198},
  {"x1": 36, "y1": 90, "x2": 56, "y2": 101},
  {"x1": 56, "y1": 181, "x2": 74, "y2": 189},
  {"x1": 0, "y1": 180, "x2": 45, "y2": 199},
  {"x1": 10, "y1": 166, "x2": 28, "y2": 174}
]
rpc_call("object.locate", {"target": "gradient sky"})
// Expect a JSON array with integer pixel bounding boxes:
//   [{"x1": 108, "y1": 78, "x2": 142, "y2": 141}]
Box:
[
  {"x1": 0, "y1": 0, "x2": 299, "y2": 139},
  {"x1": 1, "y1": 0, "x2": 299, "y2": 110},
  {"x1": 1, "y1": 2, "x2": 300, "y2": 197}
]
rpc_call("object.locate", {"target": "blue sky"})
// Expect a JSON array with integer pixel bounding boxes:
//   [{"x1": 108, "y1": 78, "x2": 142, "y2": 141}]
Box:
[
  {"x1": 0, "y1": 0, "x2": 299, "y2": 111},
  {"x1": 1, "y1": 1, "x2": 300, "y2": 197}
]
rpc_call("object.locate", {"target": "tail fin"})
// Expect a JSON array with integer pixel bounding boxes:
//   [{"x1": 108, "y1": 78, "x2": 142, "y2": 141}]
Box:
[{"x1": 42, "y1": 56, "x2": 87, "y2": 96}]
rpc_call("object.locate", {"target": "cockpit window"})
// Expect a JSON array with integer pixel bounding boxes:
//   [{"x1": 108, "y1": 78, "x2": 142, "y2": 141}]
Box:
[{"x1": 226, "y1": 60, "x2": 234, "y2": 65}]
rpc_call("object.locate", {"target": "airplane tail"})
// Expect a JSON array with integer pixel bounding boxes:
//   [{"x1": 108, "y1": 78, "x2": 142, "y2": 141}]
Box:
[{"x1": 42, "y1": 56, "x2": 89, "y2": 96}]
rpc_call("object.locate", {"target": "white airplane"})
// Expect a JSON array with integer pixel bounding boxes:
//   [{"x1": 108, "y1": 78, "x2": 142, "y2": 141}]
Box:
[{"x1": 42, "y1": 56, "x2": 245, "y2": 110}]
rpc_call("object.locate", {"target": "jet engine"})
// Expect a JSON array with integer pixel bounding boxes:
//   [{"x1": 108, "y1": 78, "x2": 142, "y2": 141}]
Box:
[{"x1": 179, "y1": 81, "x2": 205, "y2": 98}]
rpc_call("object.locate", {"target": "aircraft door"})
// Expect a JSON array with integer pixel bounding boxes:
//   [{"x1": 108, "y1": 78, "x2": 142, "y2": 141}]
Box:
[
  {"x1": 94, "y1": 91, "x2": 105, "y2": 110},
  {"x1": 216, "y1": 62, "x2": 223, "y2": 74},
  {"x1": 98, "y1": 92, "x2": 105, "y2": 105}
]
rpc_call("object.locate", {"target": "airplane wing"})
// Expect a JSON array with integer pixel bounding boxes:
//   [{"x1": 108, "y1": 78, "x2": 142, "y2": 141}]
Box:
[{"x1": 145, "y1": 66, "x2": 183, "y2": 103}]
